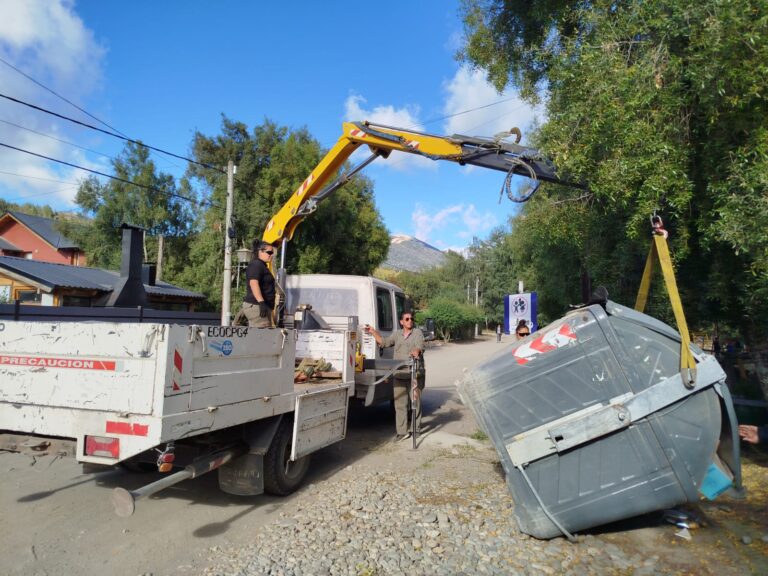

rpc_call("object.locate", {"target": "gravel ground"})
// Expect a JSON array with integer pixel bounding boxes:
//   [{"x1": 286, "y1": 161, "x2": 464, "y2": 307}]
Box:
[{"x1": 202, "y1": 432, "x2": 763, "y2": 576}]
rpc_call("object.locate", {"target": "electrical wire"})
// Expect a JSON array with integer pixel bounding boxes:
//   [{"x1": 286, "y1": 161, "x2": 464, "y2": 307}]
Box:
[
  {"x1": 0, "y1": 169, "x2": 80, "y2": 186},
  {"x1": 418, "y1": 95, "x2": 524, "y2": 129},
  {"x1": 0, "y1": 56, "x2": 187, "y2": 173},
  {"x1": 0, "y1": 92, "x2": 226, "y2": 175},
  {"x1": 0, "y1": 141, "x2": 221, "y2": 210},
  {"x1": 0, "y1": 117, "x2": 116, "y2": 161},
  {"x1": 0, "y1": 56, "x2": 125, "y2": 137},
  {"x1": 3, "y1": 185, "x2": 80, "y2": 203}
]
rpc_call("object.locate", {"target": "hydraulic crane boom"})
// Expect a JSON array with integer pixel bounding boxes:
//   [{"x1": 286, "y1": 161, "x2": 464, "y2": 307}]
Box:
[{"x1": 262, "y1": 121, "x2": 567, "y2": 246}]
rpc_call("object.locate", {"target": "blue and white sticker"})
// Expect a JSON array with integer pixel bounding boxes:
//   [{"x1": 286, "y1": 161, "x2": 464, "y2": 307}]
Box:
[{"x1": 209, "y1": 339, "x2": 234, "y2": 356}]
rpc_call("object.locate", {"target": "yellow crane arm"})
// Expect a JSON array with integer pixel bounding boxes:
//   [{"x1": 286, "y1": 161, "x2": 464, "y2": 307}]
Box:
[{"x1": 262, "y1": 121, "x2": 567, "y2": 245}]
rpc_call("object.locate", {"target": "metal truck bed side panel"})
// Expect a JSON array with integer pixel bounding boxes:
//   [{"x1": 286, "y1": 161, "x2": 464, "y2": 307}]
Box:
[
  {"x1": 0, "y1": 322, "x2": 161, "y2": 416},
  {"x1": 166, "y1": 326, "x2": 295, "y2": 412}
]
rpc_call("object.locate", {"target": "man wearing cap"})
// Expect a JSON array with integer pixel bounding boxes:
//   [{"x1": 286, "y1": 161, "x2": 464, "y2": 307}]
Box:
[{"x1": 241, "y1": 240, "x2": 276, "y2": 328}]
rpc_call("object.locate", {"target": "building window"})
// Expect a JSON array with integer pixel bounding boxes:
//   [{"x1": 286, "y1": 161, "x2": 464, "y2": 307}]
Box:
[
  {"x1": 15, "y1": 289, "x2": 41, "y2": 304},
  {"x1": 149, "y1": 301, "x2": 190, "y2": 312},
  {"x1": 62, "y1": 295, "x2": 92, "y2": 307}
]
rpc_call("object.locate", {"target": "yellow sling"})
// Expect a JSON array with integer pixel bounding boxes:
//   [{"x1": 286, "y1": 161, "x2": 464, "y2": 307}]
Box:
[{"x1": 634, "y1": 215, "x2": 697, "y2": 388}]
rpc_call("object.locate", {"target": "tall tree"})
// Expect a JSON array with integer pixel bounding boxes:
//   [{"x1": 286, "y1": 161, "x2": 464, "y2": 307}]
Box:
[
  {"x1": 65, "y1": 142, "x2": 196, "y2": 275},
  {"x1": 461, "y1": 0, "x2": 768, "y2": 391},
  {"x1": 179, "y1": 117, "x2": 390, "y2": 309}
]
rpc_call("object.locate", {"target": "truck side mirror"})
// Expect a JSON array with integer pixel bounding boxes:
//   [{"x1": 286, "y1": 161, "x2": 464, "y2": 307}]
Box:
[{"x1": 422, "y1": 318, "x2": 436, "y2": 342}]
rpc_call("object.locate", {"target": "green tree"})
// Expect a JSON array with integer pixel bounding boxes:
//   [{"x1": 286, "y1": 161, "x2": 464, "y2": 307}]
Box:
[
  {"x1": 423, "y1": 297, "x2": 484, "y2": 342},
  {"x1": 179, "y1": 117, "x2": 390, "y2": 310},
  {"x1": 65, "y1": 142, "x2": 196, "y2": 277},
  {"x1": 461, "y1": 0, "x2": 768, "y2": 392}
]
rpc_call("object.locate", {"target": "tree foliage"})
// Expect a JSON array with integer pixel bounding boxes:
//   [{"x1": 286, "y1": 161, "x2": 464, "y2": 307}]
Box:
[
  {"x1": 423, "y1": 297, "x2": 484, "y2": 342},
  {"x1": 460, "y1": 0, "x2": 768, "y2": 342},
  {"x1": 64, "y1": 142, "x2": 196, "y2": 276},
  {"x1": 177, "y1": 117, "x2": 390, "y2": 309}
]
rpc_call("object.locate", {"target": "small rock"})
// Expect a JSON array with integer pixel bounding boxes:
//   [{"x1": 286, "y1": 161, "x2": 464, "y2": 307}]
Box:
[{"x1": 741, "y1": 535, "x2": 753, "y2": 545}]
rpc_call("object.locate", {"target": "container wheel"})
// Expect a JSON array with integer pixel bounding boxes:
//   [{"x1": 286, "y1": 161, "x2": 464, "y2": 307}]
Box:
[{"x1": 264, "y1": 418, "x2": 310, "y2": 495}]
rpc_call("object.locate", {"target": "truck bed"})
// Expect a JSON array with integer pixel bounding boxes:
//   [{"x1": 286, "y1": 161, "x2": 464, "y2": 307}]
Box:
[{"x1": 1, "y1": 319, "x2": 355, "y2": 465}]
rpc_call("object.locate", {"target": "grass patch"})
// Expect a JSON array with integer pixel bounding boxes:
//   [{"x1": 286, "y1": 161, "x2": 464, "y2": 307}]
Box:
[{"x1": 470, "y1": 429, "x2": 488, "y2": 441}]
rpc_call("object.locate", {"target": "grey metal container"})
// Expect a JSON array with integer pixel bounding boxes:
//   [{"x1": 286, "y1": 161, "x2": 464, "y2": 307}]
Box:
[{"x1": 458, "y1": 301, "x2": 741, "y2": 539}]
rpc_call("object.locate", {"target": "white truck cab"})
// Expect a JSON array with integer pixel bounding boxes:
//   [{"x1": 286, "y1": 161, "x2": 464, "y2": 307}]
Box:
[{"x1": 283, "y1": 274, "x2": 412, "y2": 405}]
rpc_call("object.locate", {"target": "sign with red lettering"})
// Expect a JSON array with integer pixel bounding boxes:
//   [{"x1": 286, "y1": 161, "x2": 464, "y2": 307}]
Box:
[{"x1": 0, "y1": 354, "x2": 117, "y2": 371}]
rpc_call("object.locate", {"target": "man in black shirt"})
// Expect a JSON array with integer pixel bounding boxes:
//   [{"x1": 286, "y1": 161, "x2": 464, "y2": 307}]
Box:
[{"x1": 241, "y1": 240, "x2": 276, "y2": 328}]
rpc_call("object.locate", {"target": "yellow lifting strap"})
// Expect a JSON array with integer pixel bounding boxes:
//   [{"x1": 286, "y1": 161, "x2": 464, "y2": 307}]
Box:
[{"x1": 634, "y1": 216, "x2": 697, "y2": 388}]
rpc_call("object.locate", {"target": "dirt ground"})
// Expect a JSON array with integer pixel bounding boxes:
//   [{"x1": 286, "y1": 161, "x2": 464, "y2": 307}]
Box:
[{"x1": 2, "y1": 334, "x2": 768, "y2": 575}]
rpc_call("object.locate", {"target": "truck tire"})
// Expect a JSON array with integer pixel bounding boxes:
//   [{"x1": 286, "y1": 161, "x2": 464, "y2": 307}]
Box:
[{"x1": 263, "y1": 417, "x2": 310, "y2": 496}]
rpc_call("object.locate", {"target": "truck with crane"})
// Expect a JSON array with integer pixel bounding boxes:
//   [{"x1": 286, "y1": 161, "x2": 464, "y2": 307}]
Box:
[{"x1": 0, "y1": 121, "x2": 561, "y2": 515}]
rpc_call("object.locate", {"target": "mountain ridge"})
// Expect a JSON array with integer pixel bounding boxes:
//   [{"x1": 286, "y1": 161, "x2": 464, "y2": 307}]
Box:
[{"x1": 381, "y1": 234, "x2": 447, "y2": 273}]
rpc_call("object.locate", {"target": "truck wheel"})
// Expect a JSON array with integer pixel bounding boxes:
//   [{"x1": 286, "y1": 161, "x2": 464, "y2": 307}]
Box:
[{"x1": 264, "y1": 418, "x2": 310, "y2": 496}]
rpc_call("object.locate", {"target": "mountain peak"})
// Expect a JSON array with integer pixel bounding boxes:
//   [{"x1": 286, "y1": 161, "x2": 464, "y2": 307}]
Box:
[{"x1": 382, "y1": 235, "x2": 446, "y2": 273}]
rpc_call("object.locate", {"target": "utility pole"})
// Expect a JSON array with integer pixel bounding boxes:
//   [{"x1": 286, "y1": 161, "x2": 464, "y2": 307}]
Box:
[
  {"x1": 221, "y1": 161, "x2": 236, "y2": 326},
  {"x1": 155, "y1": 235, "x2": 164, "y2": 282},
  {"x1": 474, "y1": 276, "x2": 480, "y2": 337}
]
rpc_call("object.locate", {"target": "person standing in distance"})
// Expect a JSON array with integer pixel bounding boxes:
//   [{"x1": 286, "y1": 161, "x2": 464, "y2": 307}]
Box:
[
  {"x1": 365, "y1": 311, "x2": 425, "y2": 442},
  {"x1": 241, "y1": 240, "x2": 276, "y2": 328}
]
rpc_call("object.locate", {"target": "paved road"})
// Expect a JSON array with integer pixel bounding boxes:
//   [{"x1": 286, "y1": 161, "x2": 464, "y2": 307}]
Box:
[{"x1": 0, "y1": 334, "x2": 506, "y2": 576}]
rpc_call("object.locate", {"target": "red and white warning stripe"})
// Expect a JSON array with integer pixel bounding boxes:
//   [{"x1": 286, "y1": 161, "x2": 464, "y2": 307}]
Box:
[
  {"x1": 171, "y1": 349, "x2": 183, "y2": 392},
  {"x1": 513, "y1": 323, "x2": 577, "y2": 365},
  {"x1": 405, "y1": 140, "x2": 420, "y2": 150},
  {"x1": 349, "y1": 128, "x2": 368, "y2": 139},
  {"x1": 295, "y1": 173, "x2": 314, "y2": 197}
]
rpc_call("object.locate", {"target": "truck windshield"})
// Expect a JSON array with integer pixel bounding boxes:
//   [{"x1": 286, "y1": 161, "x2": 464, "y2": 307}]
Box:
[{"x1": 285, "y1": 288, "x2": 359, "y2": 317}]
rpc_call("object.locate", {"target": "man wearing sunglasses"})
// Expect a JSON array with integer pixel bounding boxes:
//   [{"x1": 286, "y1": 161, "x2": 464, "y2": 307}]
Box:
[
  {"x1": 365, "y1": 311, "x2": 425, "y2": 442},
  {"x1": 241, "y1": 240, "x2": 277, "y2": 328},
  {"x1": 515, "y1": 319, "x2": 531, "y2": 340}
]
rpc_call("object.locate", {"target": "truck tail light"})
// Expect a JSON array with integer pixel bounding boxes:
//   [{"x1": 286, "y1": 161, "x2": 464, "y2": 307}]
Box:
[
  {"x1": 85, "y1": 435, "x2": 120, "y2": 458},
  {"x1": 156, "y1": 443, "x2": 176, "y2": 472}
]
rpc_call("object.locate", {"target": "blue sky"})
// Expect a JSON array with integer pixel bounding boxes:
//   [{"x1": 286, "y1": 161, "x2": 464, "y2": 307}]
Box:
[{"x1": 0, "y1": 0, "x2": 543, "y2": 252}]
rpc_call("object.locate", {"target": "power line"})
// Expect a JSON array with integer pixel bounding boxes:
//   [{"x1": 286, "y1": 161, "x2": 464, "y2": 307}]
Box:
[
  {"x1": 3, "y1": 185, "x2": 80, "y2": 203},
  {"x1": 0, "y1": 92, "x2": 226, "y2": 175},
  {"x1": 0, "y1": 169, "x2": 80, "y2": 185},
  {"x1": 419, "y1": 95, "x2": 523, "y2": 129},
  {"x1": 0, "y1": 117, "x2": 116, "y2": 161},
  {"x1": 0, "y1": 141, "x2": 221, "y2": 210},
  {"x1": 0, "y1": 57, "x2": 188, "y2": 174},
  {"x1": 0, "y1": 55, "x2": 127, "y2": 137}
]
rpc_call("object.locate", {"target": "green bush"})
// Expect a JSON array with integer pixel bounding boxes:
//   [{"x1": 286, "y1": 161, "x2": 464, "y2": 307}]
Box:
[{"x1": 422, "y1": 298, "x2": 483, "y2": 342}]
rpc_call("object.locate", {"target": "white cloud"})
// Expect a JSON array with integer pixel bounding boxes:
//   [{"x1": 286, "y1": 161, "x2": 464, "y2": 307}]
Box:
[
  {"x1": 412, "y1": 202, "x2": 497, "y2": 247},
  {"x1": 0, "y1": 0, "x2": 106, "y2": 207},
  {"x1": 441, "y1": 66, "x2": 544, "y2": 143},
  {"x1": 343, "y1": 94, "x2": 435, "y2": 171}
]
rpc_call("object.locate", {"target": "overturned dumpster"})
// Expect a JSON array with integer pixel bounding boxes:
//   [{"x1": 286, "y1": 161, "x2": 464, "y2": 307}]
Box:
[{"x1": 458, "y1": 300, "x2": 742, "y2": 539}]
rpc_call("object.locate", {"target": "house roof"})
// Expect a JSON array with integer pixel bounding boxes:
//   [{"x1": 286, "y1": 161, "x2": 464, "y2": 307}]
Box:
[
  {"x1": 0, "y1": 237, "x2": 21, "y2": 251},
  {"x1": 0, "y1": 256, "x2": 205, "y2": 300},
  {"x1": 3, "y1": 211, "x2": 80, "y2": 250}
]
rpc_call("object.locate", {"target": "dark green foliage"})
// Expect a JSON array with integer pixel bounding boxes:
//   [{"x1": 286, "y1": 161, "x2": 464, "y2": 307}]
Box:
[
  {"x1": 460, "y1": 0, "x2": 768, "y2": 339},
  {"x1": 422, "y1": 297, "x2": 484, "y2": 342},
  {"x1": 178, "y1": 116, "x2": 390, "y2": 309}
]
